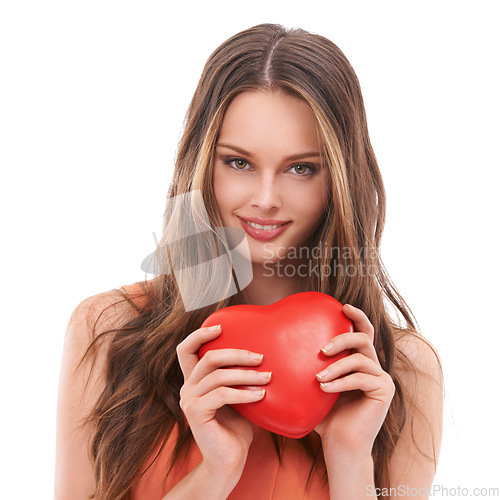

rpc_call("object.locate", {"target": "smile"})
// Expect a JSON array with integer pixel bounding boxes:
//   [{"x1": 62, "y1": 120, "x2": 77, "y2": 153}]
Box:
[
  {"x1": 238, "y1": 217, "x2": 292, "y2": 241},
  {"x1": 245, "y1": 221, "x2": 285, "y2": 230}
]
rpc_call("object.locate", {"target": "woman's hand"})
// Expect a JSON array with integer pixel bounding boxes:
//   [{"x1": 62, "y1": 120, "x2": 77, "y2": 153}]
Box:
[
  {"x1": 176, "y1": 325, "x2": 272, "y2": 477},
  {"x1": 314, "y1": 304, "x2": 395, "y2": 454}
]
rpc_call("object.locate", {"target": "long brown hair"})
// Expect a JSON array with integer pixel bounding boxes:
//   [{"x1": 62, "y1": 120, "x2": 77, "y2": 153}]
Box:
[{"x1": 77, "y1": 23, "x2": 443, "y2": 499}]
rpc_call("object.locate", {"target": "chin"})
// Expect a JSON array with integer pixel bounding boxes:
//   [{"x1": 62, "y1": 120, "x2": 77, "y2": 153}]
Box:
[{"x1": 247, "y1": 241, "x2": 289, "y2": 266}]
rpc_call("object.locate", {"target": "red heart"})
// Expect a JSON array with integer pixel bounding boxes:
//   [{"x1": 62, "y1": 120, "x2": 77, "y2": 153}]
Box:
[{"x1": 198, "y1": 291, "x2": 353, "y2": 438}]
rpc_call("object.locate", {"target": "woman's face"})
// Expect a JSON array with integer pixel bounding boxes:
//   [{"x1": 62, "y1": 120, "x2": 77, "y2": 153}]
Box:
[{"x1": 213, "y1": 89, "x2": 331, "y2": 265}]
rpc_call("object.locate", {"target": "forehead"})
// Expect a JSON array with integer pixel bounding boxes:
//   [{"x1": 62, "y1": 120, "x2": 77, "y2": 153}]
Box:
[{"x1": 218, "y1": 90, "x2": 321, "y2": 150}]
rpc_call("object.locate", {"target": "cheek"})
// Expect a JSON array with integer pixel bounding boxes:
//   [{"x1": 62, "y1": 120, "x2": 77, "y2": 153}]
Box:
[
  {"x1": 213, "y1": 167, "x2": 241, "y2": 213},
  {"x1": 291, "y1": 180, "x2": 330, "y2": 222},
  {"x1": 213, "y1": 167, "x2": 227, "y2": 206}
]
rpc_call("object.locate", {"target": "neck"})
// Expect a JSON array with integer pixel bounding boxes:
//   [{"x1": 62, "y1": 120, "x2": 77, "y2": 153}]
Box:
[{"x1": 237, "y1": 260, "x2": 310, "y2": 306}]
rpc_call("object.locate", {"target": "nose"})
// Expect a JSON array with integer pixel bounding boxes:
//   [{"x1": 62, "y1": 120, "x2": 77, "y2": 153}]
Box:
[{"x1": 250, "y1": 172, "x2": 282, "y2": 212}]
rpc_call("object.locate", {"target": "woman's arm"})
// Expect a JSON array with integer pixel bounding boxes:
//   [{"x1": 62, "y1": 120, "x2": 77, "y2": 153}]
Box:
[
  {"x1": 322, "y1": 441, "x2": 375, "y2": 500},
  {"x1": 314, "y1": 305, "x2": 443, "y2": 499},
  {"x1": 387, "y1": 334, "x2": 444, "y2": 499},
  {"x1": 314, "y1": 304, "x2": 395, "y2": 499},
  {"x1": 320, "y1": 333, "x2": 443, "y2": 500},
  {"x1": 54, "y1": 290, "x2": 133, "y2": 499}
]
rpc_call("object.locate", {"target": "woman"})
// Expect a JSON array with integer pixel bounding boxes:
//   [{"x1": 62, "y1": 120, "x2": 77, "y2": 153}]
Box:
[{"x1": 55, "y1": 23, "x2": 444, "y2": 500}]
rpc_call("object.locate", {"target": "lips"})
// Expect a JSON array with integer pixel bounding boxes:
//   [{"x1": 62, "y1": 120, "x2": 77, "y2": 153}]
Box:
[{"x1": 238, "y1": 216, "x2": 291, "y2": 241}]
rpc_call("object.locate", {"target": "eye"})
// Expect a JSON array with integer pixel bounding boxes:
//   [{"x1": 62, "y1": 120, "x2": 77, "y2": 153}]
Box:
[
  {"x1": 224, "y1": 157, "x2": 250, "y2": 170},
  {"x1": 289, "y1": 164, "x2": 316, "y2": 176},
  {"x1": 222, "y1": 156, "x2": 317, "y2": 176}
]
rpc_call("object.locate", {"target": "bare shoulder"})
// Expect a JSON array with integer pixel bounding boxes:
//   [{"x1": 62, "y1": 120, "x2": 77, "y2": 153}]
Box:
[
  {"x1": 60, "y1": 286, "x2": 139, "y2": 405},
  {"x1": 388, "y1": 329, "x2": 444, "y2": 485},
  {"x1": 393, "y1": 329, "x2": 443, "y2": 387},
  {"x1": 66, "y1": 287, "x2": 138, "y2": 345}
]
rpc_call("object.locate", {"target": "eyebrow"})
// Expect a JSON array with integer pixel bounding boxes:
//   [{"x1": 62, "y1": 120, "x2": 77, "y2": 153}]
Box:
[{"x1": 216, "y1": 142, "x2": 321, "y2": 162}]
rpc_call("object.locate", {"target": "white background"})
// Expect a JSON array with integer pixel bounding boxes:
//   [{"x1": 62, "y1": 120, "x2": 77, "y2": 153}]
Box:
[{"x1": 1, "y1": 1, "x2": 499, "y2": 498}]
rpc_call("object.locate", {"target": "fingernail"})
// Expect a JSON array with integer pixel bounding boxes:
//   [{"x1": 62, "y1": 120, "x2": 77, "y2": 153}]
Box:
[
  {"x1": 258, "y1": 371, "x2": 272, "y2": 379},
  {"x1": 252, "y1": 389, "x2": 265, "y2": 397},
  {"x1": 209, "y1": 324, "x2": 221, "y2": 331},
  {"x1": 320, "y1": 381, "x2": 333, "y2": 388},
  {"x1": 250, "y1": 352, "x2": 264, "y2": 360},
  {"x1": 316, "y1": 369, "x2": 329, "y2": 380},
  {"x1": 345, "y1": 304, "x2": 355, "y2": 311},
  {"x1": 321, "y1": 342, "x2": 334, "y2": 354}
]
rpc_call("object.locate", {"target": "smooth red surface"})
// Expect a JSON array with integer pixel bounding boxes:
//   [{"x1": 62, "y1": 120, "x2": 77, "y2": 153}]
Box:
[{"x1": 198, "y1": 291, "x2": 353, "y2": 438}]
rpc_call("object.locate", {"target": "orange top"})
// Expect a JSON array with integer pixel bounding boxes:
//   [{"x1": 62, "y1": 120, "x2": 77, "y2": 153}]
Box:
[{"x1": 119, "y1": 282, "x2": 330, "y2": 499}]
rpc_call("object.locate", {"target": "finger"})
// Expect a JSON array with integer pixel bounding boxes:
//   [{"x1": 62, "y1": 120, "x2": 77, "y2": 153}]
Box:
[
  {"x1": 319, "y1": 372, "x2": 392, "y2": 401},
  {"x1": 321, "y1": 332, "x2": 379, "y2": 364},
  {"x1": 315, "y1": 352, "x2": 383, "y2": 383},
  {"x1": 342, "y1": 304, "x2": 375, "y2": 342},
  {"x1": 187, "y1": 387, "x2": 266, "y2": 421},
  {"x1": 188, "y1": 348, "x2": 264, "y2": 387},
  {"x1": 191, "y1": 368, "x2": 272, "y2": 398},
  {"x1": 176, "y1": 325, "x2": 223, "y2": 381},
  {"x1": 203, "y1": 386, "x2": 267, "y2": 411}
]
